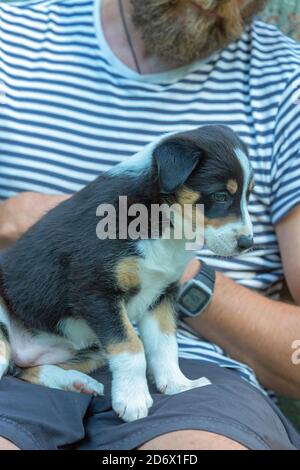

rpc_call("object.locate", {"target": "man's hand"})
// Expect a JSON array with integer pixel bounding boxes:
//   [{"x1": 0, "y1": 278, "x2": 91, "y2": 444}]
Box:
[
  {"x1": 0, "y1": 192, "x2": 70, "y2": 248},
  {"x1": 180, "y1": 259, "x2": 201, "y2": 286}
]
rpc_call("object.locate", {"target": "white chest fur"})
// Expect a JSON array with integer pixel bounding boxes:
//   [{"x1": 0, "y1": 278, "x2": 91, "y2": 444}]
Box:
[{"x1": 126, "y1": 238, "x2": 194, "y2": 322}]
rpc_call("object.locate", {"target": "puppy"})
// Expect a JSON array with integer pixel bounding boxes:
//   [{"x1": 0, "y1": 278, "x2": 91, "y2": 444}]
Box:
[{"x1": 0, "y1": 125, "x2": 254, "y2": 422}]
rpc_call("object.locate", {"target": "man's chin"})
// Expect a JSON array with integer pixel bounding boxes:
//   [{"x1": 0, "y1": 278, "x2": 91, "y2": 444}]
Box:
[
  {"x1": 144, "y1": 26, "x2": 241, "y2": 68},
  {"x1": 131, "y1": 0, "x2": 268, "y2": 67}
]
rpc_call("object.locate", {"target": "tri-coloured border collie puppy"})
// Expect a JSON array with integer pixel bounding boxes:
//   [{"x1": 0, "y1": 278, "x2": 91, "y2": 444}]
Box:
[{"x1": 0, "y1": 125, "x2": 254, "y2": 422}]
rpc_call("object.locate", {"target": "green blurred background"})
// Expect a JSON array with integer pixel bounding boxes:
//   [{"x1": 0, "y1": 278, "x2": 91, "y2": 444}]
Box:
[
  {"x1": 0, "y1": 0, "x2": 300, "y2": 432},
  {"x1": 262, "y1": 0, "x2": 300, "y2": 40}
]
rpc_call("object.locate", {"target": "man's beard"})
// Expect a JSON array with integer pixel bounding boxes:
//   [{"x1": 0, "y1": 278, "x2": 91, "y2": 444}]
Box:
[{"x1": 130, "y1": 0, "x2": 267, "y2": 66}]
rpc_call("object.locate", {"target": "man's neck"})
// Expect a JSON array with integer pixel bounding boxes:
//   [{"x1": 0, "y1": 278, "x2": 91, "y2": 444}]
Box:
[{"x1": 101, "y1": 0, "x2": 182, "y2": 75}]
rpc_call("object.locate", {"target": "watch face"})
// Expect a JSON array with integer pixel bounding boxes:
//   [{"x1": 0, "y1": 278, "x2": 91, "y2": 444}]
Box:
[{"x1": 180, "y1": 284, "x2": 210, "y2": 315}]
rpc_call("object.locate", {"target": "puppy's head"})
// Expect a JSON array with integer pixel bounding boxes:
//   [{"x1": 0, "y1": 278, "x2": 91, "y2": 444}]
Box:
[{"x1": 153, "y1": 125, "x2": 254, "y2": 256}]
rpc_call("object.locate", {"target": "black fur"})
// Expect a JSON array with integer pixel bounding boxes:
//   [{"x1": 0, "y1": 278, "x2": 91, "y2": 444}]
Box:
[{"x1": 153, "y1": 137, "x2": 201, "y2": 194}]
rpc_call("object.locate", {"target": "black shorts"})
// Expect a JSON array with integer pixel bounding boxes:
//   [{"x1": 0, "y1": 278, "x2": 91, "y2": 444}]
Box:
[{"x1": 0, "y1": 358, "x2": 299, "y2": 450}]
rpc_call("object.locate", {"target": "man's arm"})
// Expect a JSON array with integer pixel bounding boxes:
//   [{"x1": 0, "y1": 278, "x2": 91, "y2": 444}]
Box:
[
  {"x1": 183, "y1": 206, "x2": 300, "y2": 399},
  {"x1": 0, "y1": 192, "x2": 70, "y2": 249}
]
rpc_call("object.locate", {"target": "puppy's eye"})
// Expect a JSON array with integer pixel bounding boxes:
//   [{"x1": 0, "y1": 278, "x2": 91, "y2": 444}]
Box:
[{"x1": 210, "y1": 192, "x2": 229, "y2": 203}]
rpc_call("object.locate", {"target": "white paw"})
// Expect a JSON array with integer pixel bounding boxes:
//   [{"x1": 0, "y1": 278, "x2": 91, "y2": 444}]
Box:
[
  {"x1": 112, "y1": 383, "x2": 153, "y2": 422},
  {"x1": 64, "y1": 370, "x2": 104, "y2": 396},
  {"x1": 40, "y1": 365, "x2": 104, "y2": 396},
  {"x1": 156, "y1": 370, "x2": 211, "y2": 395}
]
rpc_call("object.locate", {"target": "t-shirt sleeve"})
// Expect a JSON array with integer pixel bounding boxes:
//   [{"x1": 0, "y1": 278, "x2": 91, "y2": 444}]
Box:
[{"x1": 270, "y1": 69, "x2": 300, "y2": 225}]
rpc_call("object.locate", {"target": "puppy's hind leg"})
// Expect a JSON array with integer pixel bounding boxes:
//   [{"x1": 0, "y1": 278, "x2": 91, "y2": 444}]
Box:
[{"x1": 18, "y1": 350, "x2": 105, "y2": 396}]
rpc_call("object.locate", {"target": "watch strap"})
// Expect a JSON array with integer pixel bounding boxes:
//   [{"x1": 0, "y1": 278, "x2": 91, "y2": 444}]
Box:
[{"x1": 194, "y1": 261, "x2": 215, "y2": 291}]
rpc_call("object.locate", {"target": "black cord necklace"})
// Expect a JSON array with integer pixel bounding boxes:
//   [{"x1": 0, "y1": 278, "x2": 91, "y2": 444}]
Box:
[{"x1": 118, "y1": 0, "x2": 142, "y2": 74}]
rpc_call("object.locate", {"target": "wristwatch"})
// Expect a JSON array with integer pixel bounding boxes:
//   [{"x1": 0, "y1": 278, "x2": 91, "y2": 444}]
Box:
[{"x1": 177, "y1": 261, "x2": 216, "y2": 318}]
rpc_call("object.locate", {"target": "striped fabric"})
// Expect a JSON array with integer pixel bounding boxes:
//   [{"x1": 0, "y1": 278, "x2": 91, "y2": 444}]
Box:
[{"x1": 1, "y1": 0, "x2": 300, "y2": 390}]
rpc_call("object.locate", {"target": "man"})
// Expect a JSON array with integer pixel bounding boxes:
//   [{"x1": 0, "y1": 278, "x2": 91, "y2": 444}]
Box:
[{"x1": 0, "y1": 0, "x2": 299, "y2": 450}]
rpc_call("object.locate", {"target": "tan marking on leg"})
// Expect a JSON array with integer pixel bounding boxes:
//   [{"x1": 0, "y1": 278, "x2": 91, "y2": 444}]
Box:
[
  {"x1": 204, "y1": 215, "x2": 238, "y2": 229},
  {"x1": 107, "y1": 305, "x2": 142, "y2": 356},
  {"x1": 249, "y1": 179, "x2": 255, "y2": 192},
  {"x1": 176, "y1": 186, "x2": 200, "y2": 205},
  {"x1": 19, "y1": 366, "x2": 42, "y2": 385},
  {"x1": 226, "y1": 179, "x2": 238, "y2": 195},
  {"x1": 153, "y1": 301, "x2": 176, "y2": 335},
  {"x1": 19, "y1": 355, "x2": 105, "y2": 389},
  {"x1": 58, "y1": 354, "x2": 105, "y2": 373},
  {"x1": 115, "y1": 257, "x2": 140, "y2": 291}
]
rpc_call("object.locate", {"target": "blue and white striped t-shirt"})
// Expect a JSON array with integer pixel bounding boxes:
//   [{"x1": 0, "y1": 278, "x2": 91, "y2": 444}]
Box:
[{"x1": 1, "y1": 0, "x2": 300, "y2": 390}]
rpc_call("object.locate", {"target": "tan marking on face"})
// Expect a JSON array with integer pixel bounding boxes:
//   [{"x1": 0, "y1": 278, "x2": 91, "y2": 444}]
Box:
[
  {"x1": 107, "y1": 305, "x2": 142, "y2": 356},
  {"x1": 153, "y1": 301, "x2": 176, "y2": 335},
  {"x1": 173, "y1": 187, "x2": 203, "y2": 233},
  {"x1": 115, "y1": 257, "x2": 140, "y2": 291},
  {"x1": 176, "y1": 186, "x2": 200, "y2": 205},
  {"x1": 226, "y1": 179, "x2": 238, "y2": 195},
  {"x1": 205, "y1": 215, "x2": 238, "y2": 229}
]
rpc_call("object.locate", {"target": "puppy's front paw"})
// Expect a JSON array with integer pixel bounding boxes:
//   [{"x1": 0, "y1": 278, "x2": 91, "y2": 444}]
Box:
[
  {"x1": 113, "y1": 383, "x2": 153, "y2": 422},
  {"x1": 157, "y1": 370, "x2": 211, "y2": 395}
]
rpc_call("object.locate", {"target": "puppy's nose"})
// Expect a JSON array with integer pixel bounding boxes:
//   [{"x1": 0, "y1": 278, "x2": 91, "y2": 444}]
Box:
[{"x1": 237, "y1": 235, "x2": 254, "y2": 251}]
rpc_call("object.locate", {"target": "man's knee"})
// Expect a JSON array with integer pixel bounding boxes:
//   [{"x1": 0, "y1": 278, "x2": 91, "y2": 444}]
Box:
[
  {"x1": 0, "y1": 437, "x2": 20, "y2": 450},
  {"x1": 138, "y1": 430, "x2": 248, "y2": 450}
]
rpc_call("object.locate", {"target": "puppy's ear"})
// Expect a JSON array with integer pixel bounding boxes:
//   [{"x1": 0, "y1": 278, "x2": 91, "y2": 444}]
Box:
[{"x1": 153, "y1": 137, "x2": 202, "y2": 194}]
